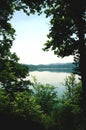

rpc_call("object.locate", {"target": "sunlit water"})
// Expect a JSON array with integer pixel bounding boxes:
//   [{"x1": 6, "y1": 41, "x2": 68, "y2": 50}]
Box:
[{"x1": 28, "y1": 70, "x2": 79, "y2": 96}]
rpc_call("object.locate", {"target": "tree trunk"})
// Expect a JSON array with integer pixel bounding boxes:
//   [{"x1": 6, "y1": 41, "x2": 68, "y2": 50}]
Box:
[{"x1": 78, "y1": 16, "x2": 86, "y2": 96}]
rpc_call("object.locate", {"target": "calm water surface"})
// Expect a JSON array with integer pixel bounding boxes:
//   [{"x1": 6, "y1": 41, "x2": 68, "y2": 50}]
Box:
[{"x1": 29, "y1": 70, "x2": 79, "y2": 96}]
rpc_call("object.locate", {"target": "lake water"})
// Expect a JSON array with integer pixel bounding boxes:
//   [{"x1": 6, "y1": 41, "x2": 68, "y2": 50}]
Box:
[{"x1": 29, "y1": 70, "x2": 79, "y2": 96}]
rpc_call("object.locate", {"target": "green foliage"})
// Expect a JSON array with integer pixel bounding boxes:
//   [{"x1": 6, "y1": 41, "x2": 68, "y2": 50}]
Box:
[
  {"x1": 0, "y1": 0, "x2": 86, "y2": 129},
  {"x1": 0, "y1": 0, "x2": 32, "y2": 96},
  {"x1": 0, "y1": 74, "x2": 85, "y2": 130},
  {"x1": 0, "y1": 89, "x2": 46, "y2": 125},
  {"x1": 32, "y1": 77, "x2": 58, "y2": 114},
  {"x1": 62, "y1": 74, "x2": 83, "y2": 130},
  {"x1": 0, "y1": 58, "x2": 31, "y2": 94},
  {"x1": 63, "y1": 73, "x2": 78, "y2": 99},
  {"x1": 41, "y1": 0, "x2": 86, "y2": 60},
  {"x1": 62, "y1": 74, "x2": 82, "y2": 107},
  {"x1": 52, "y1": 74, "x2": 83, "y2": 130}
]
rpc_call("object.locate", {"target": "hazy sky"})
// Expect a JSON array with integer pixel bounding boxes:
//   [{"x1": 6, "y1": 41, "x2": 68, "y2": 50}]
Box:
[{"x1": 10, "y1": 11, "x2": 73, "y2": 65}]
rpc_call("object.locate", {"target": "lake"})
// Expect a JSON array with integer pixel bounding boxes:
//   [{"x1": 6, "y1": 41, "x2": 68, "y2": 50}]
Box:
[{"x1": 29, "y1": 69, "x2": 79, "y2": 96}]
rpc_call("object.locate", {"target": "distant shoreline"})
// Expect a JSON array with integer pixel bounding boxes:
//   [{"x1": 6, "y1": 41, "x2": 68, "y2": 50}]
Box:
[{"x1": 23, "y1": 62, "x2": 75, "y2": 73}]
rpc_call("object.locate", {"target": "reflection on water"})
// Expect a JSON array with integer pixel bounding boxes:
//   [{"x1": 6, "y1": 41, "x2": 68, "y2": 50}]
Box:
[
  {"x1": 30, "y1": 68, "x2": 73, "y2": 73},
  {"x1": 29, "y1": 70, "x2": 79, "y2": 96}
]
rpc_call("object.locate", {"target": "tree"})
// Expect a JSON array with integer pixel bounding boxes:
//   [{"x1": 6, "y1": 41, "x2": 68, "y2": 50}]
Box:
[
  {"x1": 42, "y1": 0, "x2": 86, "y2": 97},
  {"x1": 64, "y1": 73, "x2": 77, "y2": 100},
  {"x1": 32, "y1": 77, "x2": 58, "y2": 115},
  {"x1": 61, "y1": 74, "x2": 84, "y2": 130},
  {"x1": 31, "y1": 78, "x2": 59, "y2": 129},
  {"x1": 0, "y1": 0, "x2": 32, "y2": 98}
]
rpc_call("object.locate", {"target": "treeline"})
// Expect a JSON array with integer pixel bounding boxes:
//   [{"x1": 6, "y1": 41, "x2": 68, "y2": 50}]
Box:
[{"x1": 23, "y1": 63, "x2": 75, "y2": 72}]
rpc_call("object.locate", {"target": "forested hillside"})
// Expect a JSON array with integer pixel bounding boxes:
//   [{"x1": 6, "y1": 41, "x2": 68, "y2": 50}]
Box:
[{"x1": 23, "y1": 63, "x2": 75, "y2": 72}]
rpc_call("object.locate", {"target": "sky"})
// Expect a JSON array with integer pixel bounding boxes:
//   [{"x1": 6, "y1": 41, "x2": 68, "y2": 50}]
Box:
[{"x1": 10, "y1": 11, "x2": 73, "y2": 65}]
